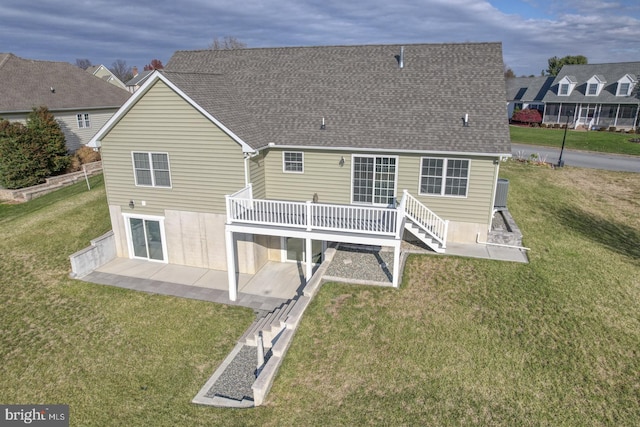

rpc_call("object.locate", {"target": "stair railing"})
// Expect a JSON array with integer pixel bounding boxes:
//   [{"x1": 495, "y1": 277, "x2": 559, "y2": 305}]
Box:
[{"x1": 400, "y1": 190, "x2": 448, "y2": 248}]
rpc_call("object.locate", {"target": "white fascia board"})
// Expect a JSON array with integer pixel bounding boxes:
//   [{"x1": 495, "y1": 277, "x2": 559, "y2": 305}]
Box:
[
  {"x1": 87, "y1": 71, "x2": 254, "y2": 153},
  {"x1": 257, "y1": 143, "x2": 511, "y2": 158}
]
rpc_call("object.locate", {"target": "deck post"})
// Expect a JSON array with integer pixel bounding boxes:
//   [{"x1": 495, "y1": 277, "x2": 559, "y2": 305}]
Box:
[
  {"x1": 305, "y1": 237, "x2": 313, "y2": 282},
  {"x1": 392, "y1": 240, "x2": 401, "y2": 288},
  {"x1": 225, "y1": 229, "x2": 237, "y2": 301}
]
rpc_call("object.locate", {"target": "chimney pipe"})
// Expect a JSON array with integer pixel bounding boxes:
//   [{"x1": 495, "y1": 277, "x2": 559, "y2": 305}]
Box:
[{"x1": 399, "y1": 46, "x2": 404, "y2": 69}]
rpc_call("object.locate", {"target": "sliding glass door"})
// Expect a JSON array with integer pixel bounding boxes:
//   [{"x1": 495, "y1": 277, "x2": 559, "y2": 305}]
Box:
[{"x1": 127, "y1": 216, "x2": 166, "y2": 262}]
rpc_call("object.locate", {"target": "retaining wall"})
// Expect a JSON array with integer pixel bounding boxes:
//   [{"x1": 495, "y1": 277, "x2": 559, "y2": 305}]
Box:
[
  {"x1": 0, "y1": 161, "x2": 102, "y2": 203},
  {"x1": 69, "y1": 230, "x2": 116, "y2": 278}
]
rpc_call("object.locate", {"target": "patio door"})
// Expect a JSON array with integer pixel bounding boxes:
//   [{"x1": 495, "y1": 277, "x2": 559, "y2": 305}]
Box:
[
  {"x1": 352, "y1": 155, "x2": 398, "y2": 206},
  {"x1": 125, "y1": 215, "x2": 167, "y2": 262},
  {"x1": 285, "y1": 237, "x2": 323, "y2": 265}
]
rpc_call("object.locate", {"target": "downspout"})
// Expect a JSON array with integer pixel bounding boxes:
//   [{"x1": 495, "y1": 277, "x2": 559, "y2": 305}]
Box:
[{"x1": 488, "y1": 158, "x2": 501, "y2": 235}]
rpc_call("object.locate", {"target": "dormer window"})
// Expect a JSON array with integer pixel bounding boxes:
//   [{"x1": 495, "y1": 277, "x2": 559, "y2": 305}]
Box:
[
  {"x1": 616, "y1": 74, "x2": 636, "y2": 96},
  {"x1": 557, "y1": 76, "x2": 577, "y2": 96},
  {"x1": 585, "y1": 75, "x2": 606, "y2": 96}
]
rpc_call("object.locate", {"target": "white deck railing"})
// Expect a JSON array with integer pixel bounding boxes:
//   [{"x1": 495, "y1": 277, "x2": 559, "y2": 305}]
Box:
[
  {"x1": 226, "y1": 186, "x2": 398, "y2": 236},
  {"x1": 225, "y1": 186, "x2": 447, "y2": 246},
  {"x1": 401, "y1": 190, "x2": 448, "y2": 248}
]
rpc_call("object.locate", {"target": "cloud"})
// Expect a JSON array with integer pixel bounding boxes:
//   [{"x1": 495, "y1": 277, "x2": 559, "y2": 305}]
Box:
[{"x1": 1, "y1": 0, "x2": 639, "y2": 76}]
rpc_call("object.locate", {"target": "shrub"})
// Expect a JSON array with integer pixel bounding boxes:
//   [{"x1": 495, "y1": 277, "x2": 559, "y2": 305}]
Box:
[
  {"x1": 67, "y1": 146, "x2": 101, "y2": 172},
  {"x1": 511, "y1": 108, "x2": 543, "y2": 126},
  {"x1": 0, "y1": 107, "x2": 70, "y2": 189}
]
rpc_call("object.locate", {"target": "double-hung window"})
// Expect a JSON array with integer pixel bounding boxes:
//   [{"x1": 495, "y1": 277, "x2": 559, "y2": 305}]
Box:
[
  {"x1": 587, "y1": 83, "x2": 598, "y2": 96},
  {"x1": 420, "y1": 158, "x2": 470, "y2": 197},
  {"x1": 76, "y1": 113, "x2": 90, "y2": 128},
  {"x1": 352, "y1": 155, "x2": 397, "y2": 205},
  {"x1": 132, "y1": 152, "x2": 171, "y2": 187},
  {"x1": 283, "y1": 151, "x2": 303, "y2": 173},
  {"x1": 559, "y1": 84, "x2": 569, "y2": 96},
  {"x1": 618, "y1": 82, "x2": 631, "y2": 96}
]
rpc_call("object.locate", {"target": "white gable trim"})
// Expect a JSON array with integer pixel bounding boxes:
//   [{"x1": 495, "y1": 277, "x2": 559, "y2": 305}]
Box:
[
  {"x1": 87, "y1": 71, "x2": 254, "y2": 153},
  {"x1": 585, "y1": 75, "x2": 606, "y2": 96},
  {"x1": 558, "y1": 76, "x2": 577, "y2": 96},
  {"x1": 616, "y1": 74, "x2": 637, "y2": 96}
]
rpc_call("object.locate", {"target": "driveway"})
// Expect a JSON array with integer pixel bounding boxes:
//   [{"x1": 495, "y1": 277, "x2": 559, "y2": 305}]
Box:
[{"x1": 511, "y1": 143, "x2": 640, "y2": 173}]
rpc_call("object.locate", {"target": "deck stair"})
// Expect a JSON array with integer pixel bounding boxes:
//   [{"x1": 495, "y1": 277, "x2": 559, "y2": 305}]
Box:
[
  {"x1": 404, "y1": 219, "x2": 446, "y2": 253},
  {"x1": 399, "y1": 190, "x2": 448, "y2": 253}
]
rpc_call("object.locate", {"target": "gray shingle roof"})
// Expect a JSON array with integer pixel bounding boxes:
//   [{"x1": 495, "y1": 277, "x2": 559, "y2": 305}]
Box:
[
  {"x1": 542, "y1": 62, "x2": 640, "y2": 103},
  {"x1": 163, "y1": 43, "x2": 510, "y2": 154},
  {"x1": 0, "y1": 53, "x2": 130, "y2": 113},
  {"x1": 506, "y1": 76, "x2": 554, "y2": 102}
]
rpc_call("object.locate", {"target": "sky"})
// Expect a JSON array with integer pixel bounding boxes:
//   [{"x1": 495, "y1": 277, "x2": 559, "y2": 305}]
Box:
[{"x1": 1, "y1": 0, "x2": 639, "y2": 77}]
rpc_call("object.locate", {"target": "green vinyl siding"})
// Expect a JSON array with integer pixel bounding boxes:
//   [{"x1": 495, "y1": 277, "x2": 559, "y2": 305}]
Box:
[
  {"x1": 101, "y1": 80, "x2": 245, "y2": 215},
  {"x1": 397, "y1": 154, "x2": 496, "y2": 224},
  {"x1": 249, "y1": 153, "x2": 266, "y2": 199},
  {"x1": 263, "y1": 149, "x2": 351, "y2": 204},
  {"x1": 262, "y1": 148, "x2": 497, "y2": 225}
]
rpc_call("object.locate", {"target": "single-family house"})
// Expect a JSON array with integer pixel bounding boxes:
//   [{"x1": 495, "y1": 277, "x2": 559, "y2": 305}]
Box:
[
  {"x1": 125, "y1": 67, "x2": 153, "y2": 93},
  {"x1": 87, "y1": 64, "x2": 127, "y2": 90},
  {"x1": 541, "y1": 62, "x2": 640, "y2": 130},
  {"x1": 88, "y1": 43, "x2": 511, "y2": 300},
  {"x1": 506, "y1": 76, "x2": 554, "y2": 119},
  {"x1": 0, "y1": 53, "x2": 130, "y2": 153}
]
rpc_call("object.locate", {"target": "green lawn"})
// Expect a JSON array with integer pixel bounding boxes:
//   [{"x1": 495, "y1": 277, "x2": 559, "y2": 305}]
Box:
[
  {"x1": 510, "y1": 124, "x2": 640, "y2": 156},
  {"x1": 1, "y1": 166, "x2": 639, "y2": 426}
]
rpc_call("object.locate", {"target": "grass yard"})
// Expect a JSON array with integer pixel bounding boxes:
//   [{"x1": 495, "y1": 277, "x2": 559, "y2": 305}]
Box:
[
  {"x1": 1, "y1": 165, "x2": 639, "y2": 426},
  {"x1": 510, "y1": 124, "x2": 640, "y2": 156}
]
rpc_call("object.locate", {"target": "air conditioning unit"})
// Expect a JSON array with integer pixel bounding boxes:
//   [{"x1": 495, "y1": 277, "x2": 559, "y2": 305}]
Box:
[{"x1": 494, "y1": 178, "x2": 509, "y2": 210}]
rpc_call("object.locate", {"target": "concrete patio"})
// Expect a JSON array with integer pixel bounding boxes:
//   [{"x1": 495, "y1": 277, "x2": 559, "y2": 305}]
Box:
[{"x1": 81, "y1": 258, "x2": 306, "y2": 311}]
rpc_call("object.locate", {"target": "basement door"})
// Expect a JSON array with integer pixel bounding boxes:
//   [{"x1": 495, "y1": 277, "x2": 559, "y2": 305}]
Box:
[
  {"x1": 125, "y1": 215, "x2": 167, "y2": 262},
  {"x1": 284, "y1": 237, "x2": 324, "y2": 265}
]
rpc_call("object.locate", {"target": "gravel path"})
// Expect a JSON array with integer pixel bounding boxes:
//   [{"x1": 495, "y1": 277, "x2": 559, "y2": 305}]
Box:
[{"x1": 205, "y1": 345, "x2": 264, "y2": 402}]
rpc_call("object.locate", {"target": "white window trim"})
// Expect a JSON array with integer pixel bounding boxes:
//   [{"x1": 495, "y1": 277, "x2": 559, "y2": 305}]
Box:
[
  {"x1": 350, "y1": 154, "x2": 399, "y2": 206},
  {"x1": 418, "y1": 157, "x2": 471, "y2": 198},
  {"x1": 586, "y1": 83, "x2": 599, "y2": 96},
  {"x1": 76, "y1": 113, "x2": 90, "y2": 128},
  {"x1": 282, "y1": 151, "x2": 304, "y2": 173},
  {"x1": 558, "y1": 77, "x2": 577, "y2": 97},
  {"x1": 585, "y1": 76, "x2": 605, "y2": 97},
  {"x1": 131, "y1": 151, "x2": 172, "y2": 188},
  {"x1": 122, "y1": 213, "x2": 168, "y2": 263},
  {"x1": 616, "y1": 77, "x2": 635, "y2": 97}
]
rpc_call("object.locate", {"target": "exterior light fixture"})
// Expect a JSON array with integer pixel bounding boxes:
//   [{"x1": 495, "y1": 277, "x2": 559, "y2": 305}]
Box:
[
  {"x1": 129, "y1": 200, "x2": 135, "y2": 209},
  {"x1": 339, "y1": 156, "x2": 345, "y2": 166}
]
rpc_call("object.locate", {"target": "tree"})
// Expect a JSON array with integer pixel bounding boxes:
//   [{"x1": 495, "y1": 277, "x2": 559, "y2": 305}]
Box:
[
  {"x1": 0, "y1": 107, "x2": 69, "y2": 189},
  {"x1": 76, "y1": 58, "x2": 93, "y2": 70},
  {"x1": 110, "y1": 59, "x2": 133, "y2": 82},
  {"x1": 143, "y1": 59, "x2": 164, "y2": 71},
  {"x1": 209, "y1": 36, "x2": 246, "y2": 50},
  {"x1": 545, "y1": 55, "x2": 588, "y2": 76},
  {"x1": 504, "y1": 64, "x2": 516, "y2": 79}
]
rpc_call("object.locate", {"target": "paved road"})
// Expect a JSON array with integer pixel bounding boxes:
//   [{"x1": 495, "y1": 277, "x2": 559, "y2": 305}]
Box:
[{"x1": 511, "y1": 143, "x2": 640, "y2": 173}]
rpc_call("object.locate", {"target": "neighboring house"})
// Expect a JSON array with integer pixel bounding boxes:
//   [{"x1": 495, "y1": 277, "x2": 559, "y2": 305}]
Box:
[
  {"x1": 89, "y1": 43, "x2": 511, "y2": 301},
  {"x1": 125, "y1": 67, "x2": 153, "y2": 93},
  {"x1": 0, "y1": 53, "x2": 131, "y2": 152},
  {"x1": 506, "y1": 76, "x2": 554, "y2": 119},
  {"x1": 87, "y1": 64, "x2": 127, "y2": 90}
]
